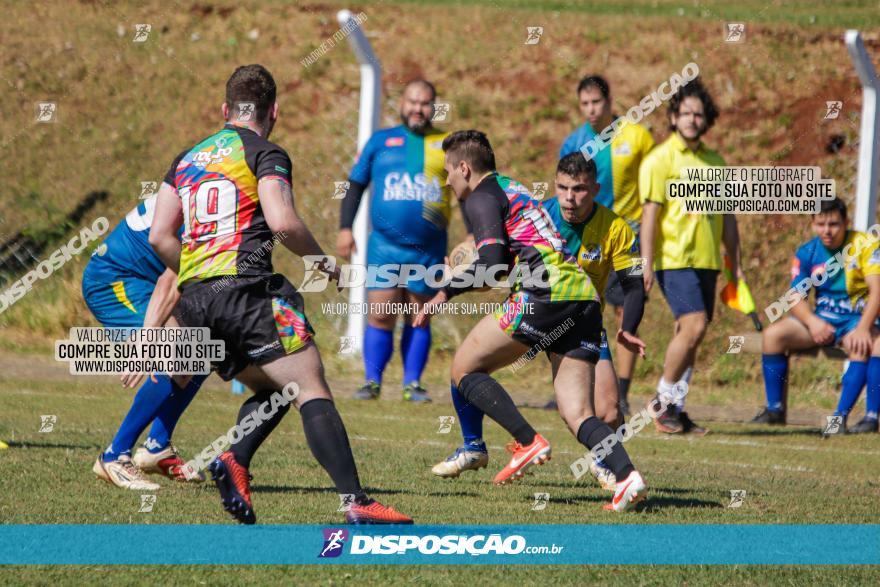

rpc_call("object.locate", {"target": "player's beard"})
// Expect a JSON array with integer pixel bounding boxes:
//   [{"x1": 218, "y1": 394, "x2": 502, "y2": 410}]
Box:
[
  {"x1": 677, "y1": 122, "x2": 706, "y2": 142},
  {"x1": 401, "y1": 112, "x2": 430, "y2": 134}
]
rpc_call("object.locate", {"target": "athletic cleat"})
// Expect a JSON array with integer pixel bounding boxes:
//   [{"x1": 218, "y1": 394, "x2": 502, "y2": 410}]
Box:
[
  {"x1": 588, "y1": 456, "x2": 617, "y2": 491},
  {"x1": 749, "y1": 407, "x2": 786, "y2": 425},
  {"x1": 650, "y1": 398, "x2": 683, "y2": 434},
  {"x1": 134, "y1": 445, "x2": 205, "y2": 482},
  {"x1": 493, "y1": 434, "x2": 551, "y2": 485},
  {"x1": 0, "y1": 440, "x2": 8, "y2": 450},
  {"x1": 403, "y1": 383, "x2": 431, "y2": 403},
  {"x1": 678, "y1": 411, "x2": 708, "y2": 435},
  {"x1": 822, "y1": 414, "x2": 847, "y2": 438},
  {"x1": 354, "y1": 382, "x2": 380, "y2": 400},
  {"x1": 431, "y1": 444, "x2": 489, "y2": 478},
  {"x1": 603, "y1": 470, "x2": 647, "y2": 512},
  {"x1": 93, "y1": 454, "x2": 161, "y2": 491},
  {"x1": 345, "y1": 500, "x2": 414, "y2": 524},
  {"x1": 208, "y1": 451, "x2": 255, "y2": 525},
  {"x1": 542, "y1": 399, "x2": 557, "y2": 410},
  {"x1": 848, "y1": 417, "x2": 878, "y2": 434}
]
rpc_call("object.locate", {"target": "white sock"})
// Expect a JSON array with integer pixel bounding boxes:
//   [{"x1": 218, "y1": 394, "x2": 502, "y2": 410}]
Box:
[
  {"x1": 657, "y1": 378, "x2": 676, "y2": 408},
  {"x1": 681, "y1": 366, "x2": 693, "y2": 384}
]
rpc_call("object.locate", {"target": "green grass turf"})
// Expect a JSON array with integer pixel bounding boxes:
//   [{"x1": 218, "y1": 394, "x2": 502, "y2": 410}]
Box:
[
  {"x1": 0, "y1": 371, "x2": 877, "y2": 583},
  {"x1": 2, "y1": 564, "x2": 878, "y2": 586}
]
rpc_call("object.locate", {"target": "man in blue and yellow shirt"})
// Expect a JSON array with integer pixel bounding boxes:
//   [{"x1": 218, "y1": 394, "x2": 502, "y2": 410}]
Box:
[
  {"x1": 560, "y1": 75, "x2": 654, "y2": 414},
  {"x1": 754, "y1": 198, "x2": 880, "y2": 434},
  {"x1": 337, "y1": 80, "x2": 460, "y2": 403},
  {"x1": 543, "y1": 154, "x2": 647, "y2": 426},
  {"x1": 543, "y1": 153, "x2": 647, "y2": 490}
]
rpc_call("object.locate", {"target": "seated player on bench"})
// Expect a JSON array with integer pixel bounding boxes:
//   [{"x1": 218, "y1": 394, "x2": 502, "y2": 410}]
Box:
[{"x1": 751, "y1": 198, "x2": 880, "y2": 434}]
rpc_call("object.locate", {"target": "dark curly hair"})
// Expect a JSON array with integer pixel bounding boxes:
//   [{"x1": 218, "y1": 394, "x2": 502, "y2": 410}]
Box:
[{"x1": 668, "y1": 77, "x2": 719, "y2": 131}]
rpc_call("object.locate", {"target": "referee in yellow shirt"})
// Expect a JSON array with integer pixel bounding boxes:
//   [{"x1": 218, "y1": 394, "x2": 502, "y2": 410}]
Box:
[{"x1": 639, "y1": 78, "x2": 742, "y2": 435}]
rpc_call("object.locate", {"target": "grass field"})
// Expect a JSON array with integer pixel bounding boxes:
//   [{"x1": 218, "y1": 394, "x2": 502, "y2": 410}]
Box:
[
  {"x1": 1, "y1": 356, "x2": 879, "y2": 583},
  {"x1": 2, "y1": 0, "x2": 880, "y2": 583}
]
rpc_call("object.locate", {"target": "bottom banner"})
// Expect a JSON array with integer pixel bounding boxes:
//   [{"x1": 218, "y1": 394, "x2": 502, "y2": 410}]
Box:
[{"x1": 0, "y1": 524, "x2": 877, "y2": 565}]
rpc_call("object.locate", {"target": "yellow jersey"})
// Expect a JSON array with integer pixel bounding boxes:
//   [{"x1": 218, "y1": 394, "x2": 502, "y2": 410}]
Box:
[
  {"x1": 542, "y1": 197, "x2": 637, "y2": 308},
  {"x1": 639, "y1": 133, "x2": 726, "y2": 271}
]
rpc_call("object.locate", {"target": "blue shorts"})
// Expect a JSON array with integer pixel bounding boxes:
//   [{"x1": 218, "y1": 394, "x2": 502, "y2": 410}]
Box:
[
  {"x1": 813, "y1": 308, "x2": 880, "y2": 343},
  {"x1": 366, "y1": 231, "x2": 446, "y2": 297},
  {"x1": 656, "y1": 268, "x2": 719, "y2": 321},
  {"x1": 82, "y1": 274, "x2": 154, "y2": 328},
  {"x1": 599, "y1": 328, "x2": 612, "y2": 361}
]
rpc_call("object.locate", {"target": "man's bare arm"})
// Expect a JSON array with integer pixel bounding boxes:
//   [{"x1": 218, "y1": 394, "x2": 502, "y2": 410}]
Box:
[
  {"x1": 856, "y1": 274, "x2": 880, "y2": 332},
  {"x1": 149, "y1": 182, "x2": 184, "y2": 273},
  {"x1": 142, "y1": 268, "x2": 181, "y2": 329},
  {"x1": 640, "y1": 201, "x2": 659, "y2": 292},
  {"x1": 259, "y1": 178, "x2": 327, "y2": 259}
]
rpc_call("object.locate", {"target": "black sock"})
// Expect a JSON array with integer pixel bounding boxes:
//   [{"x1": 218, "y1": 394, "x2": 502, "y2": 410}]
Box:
[
  {"x1": 618, "y1": 377, "x2": 631, "y2": 402},
  {"x1": 231, "y1": 389, "x2": 291, "y2": 469},
  {"x1": 299, "y1": 398, "x2": 369, "y2": 504},
  {"x1": 459, "y1": 373, "x2": 536, "y2": 445},
  {"x1": 577, "y1": 416, "x2": 635, "y2": 479}
]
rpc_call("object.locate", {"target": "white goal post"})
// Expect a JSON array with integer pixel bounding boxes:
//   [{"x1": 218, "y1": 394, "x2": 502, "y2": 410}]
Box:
[
  {"x1": 338, "y1": 8, "x2": 381, "y2": 355},
  {"x1": 846, "y1": 30, "x2": 880, "y2": 232}
]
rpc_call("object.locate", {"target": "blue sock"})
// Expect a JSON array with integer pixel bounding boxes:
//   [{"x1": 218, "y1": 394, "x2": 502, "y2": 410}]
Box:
[
  {"x1": 103, "y1": 375, "x2": 173, "y2": 462},
  {"x1": 363, "y1": 325, "x2": 393, "y2": 384},
  {"x1": 145, "y1": 374, "x2": 208, "y2": 453},
  {"x1": 865, "y1": 357, "x2": 880, "y2": 420},
  {"x1": 451, "y1": 383, "x2": 484, "y2": 449},
  {"x1": 401, "y1": 324, "x2": 431, "y2": 386},
  {"x1": 835, "y1": 360, "x2": 868, "y2": 416},
  {"x1": 762, "y1": 353, "x2": 788, "y2": 412}
]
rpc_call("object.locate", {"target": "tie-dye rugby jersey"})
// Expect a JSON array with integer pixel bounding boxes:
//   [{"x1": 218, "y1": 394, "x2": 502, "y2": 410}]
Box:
[
  {"x1": 463, "y1": 173, "x2": 600, "y2": 303},
  {"x1": 163, "y1": 124, "x2": 292, "y2": 285},
  {"x1": 348, "y1": 125, "x2": 452, "y2": 246}
]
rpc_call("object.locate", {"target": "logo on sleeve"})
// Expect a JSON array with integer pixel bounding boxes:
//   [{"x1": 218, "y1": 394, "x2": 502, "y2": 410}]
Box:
[
  {"x1": 790, "y1": 257, "x2": 801, "y2": 281},
  {"x1": 385, "y1": 137, "x2": 404, "y2": 147}
]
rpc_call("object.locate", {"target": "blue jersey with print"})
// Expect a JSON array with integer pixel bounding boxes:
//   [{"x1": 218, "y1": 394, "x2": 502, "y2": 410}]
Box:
[
  {"x1": 790, "y1": 231, "x2": 880, "y2": 315},
  {"x1": 348, "y1": 125, "x2": 452, "y2": 247},
  {"x1": 84, "y1": 195, "x2": 170, "y2": 284}
]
